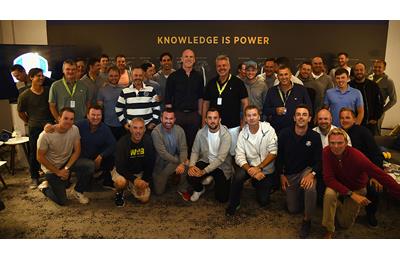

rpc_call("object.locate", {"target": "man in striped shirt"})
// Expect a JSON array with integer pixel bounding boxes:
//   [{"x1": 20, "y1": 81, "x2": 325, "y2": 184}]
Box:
[{"x1": 115, "y1": 66, "x2": 160, "y2": 132}]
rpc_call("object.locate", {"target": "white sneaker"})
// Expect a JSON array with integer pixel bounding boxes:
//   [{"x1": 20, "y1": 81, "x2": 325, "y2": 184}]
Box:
[
  {"x1": 38, "y1": 180, "x2": 49, "y2": 192},
  {"x1": 190, "y1": 187, "x2": 205, "y2": 202},
  {"x1": 201, "y1": 176, "x2": 214, "y2": 185},
  {"x1": 71, "y1": 189, "x2": 89, "y2": 204}
]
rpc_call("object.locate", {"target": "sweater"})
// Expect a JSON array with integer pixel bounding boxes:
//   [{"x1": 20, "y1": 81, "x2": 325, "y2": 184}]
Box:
[
  {"x1": 75, "y1": 119, "x2": 116, "y2": 160},
  {"x1": 151, "y1": 123, "x2": 188, "y2": 165},
  {"x1": 350, "y1": 79, "x2": 383, "y2": 123},
  {"x1": 235, "y1": 121, "x2": 278, "y2": 175},
  {"x1": 276, "y1": 127, "x2": 322, "y2": 176},
  {"x1": 323, "y1": 146, "x2": 400, "y2": 199},
  {"x1": 115, "y1": 133, "x2": 155, "y2": 182}
]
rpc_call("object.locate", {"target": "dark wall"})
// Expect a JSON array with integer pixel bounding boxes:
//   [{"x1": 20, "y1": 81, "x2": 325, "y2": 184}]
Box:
[{"x1": 47, "y1": 20, "x2": 388, "y2": 79}]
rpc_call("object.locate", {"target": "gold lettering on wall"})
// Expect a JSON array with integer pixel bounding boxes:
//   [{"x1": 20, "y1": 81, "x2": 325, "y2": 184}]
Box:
[{"x1": 156, "y1": 36, "x2": 270, "y2": 46}]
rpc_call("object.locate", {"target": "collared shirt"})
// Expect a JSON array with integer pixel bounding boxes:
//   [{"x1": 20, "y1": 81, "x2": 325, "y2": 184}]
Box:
[
  {"x1": 165, "y1": 68, "x2": 204, "y2": 111},
  {"x1": 97, "y1": 83, "x2": 123, "y2": 127},
  {"x1": 323, "y1": 86, "x2": 363, "y2": 127}
]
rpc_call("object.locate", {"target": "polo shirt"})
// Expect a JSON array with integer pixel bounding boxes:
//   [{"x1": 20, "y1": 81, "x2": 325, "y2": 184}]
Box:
[
  {"x1": 204, "y1": 74, "x2": 248, "y2": 128},
  {"x1": 323, "y1": 86, "x2": 363, "y2": 127},
  {"x1": 49, "y1": 78, "x2": 89, "y2": 122}
]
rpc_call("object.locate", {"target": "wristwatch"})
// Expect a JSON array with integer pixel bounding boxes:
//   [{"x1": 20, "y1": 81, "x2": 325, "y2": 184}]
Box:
[
  {"x1": 311, "y1": 171, "x2": 316, "y2": 176},
  {"x1": 64, "y1": 166, "x2": 69, "y2": 170},
  {"x1": 346, "y1": 190, "x2": 353, "y2": 197}
]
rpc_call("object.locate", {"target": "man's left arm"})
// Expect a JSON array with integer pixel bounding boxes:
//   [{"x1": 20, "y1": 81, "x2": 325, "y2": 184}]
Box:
[
  {"x1": 371, "y1": 85, "x2": 384, "y2": 122},
  {"x1": 99, "y1": 126, "x2": 116, "y2": 159}
]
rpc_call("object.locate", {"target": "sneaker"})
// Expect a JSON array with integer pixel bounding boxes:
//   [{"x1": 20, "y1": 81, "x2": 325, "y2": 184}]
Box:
[
  {"x1": 225, "y1": 204, "x2": 241, "y2": 216},
  {"x1": 178, "y1": 191, "x2": 191, "y2": 201},
  {"x1": 71, "y1": 189, "x2": 89, "y2": 204},
  {"x1": 299, "y1": 220, "x2": 311, "y2": 238},
  {"x1": 201, "y1": 176, "x2": 214, "y2": 185},
  {"x1": 367, "y1": 213, "x2": 378, "y2": 228},
  {"x1": 115, "y1": 192, "x2": 125, "y2": 207},
  {"x1": 38, "y1": 180, "x2": 49, "y2": 192},
  {"x1": 190, "y1": 187, "x2": 205, "y2": 202},
  {"x1": 29, "y1": 178, "x2": 39, "y2": 189}
]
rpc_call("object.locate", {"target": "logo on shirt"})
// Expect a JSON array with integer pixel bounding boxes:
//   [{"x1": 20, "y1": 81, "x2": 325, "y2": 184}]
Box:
[
  {"x1": 306, "y1": 141, "x2": 312, "y2": 147},
  {"x1": 130, "y1": 148, "x2": 145, "y2": 157}
]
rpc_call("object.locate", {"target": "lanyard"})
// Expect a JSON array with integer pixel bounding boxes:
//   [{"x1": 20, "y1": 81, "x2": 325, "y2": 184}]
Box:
[
  {"x1": 278, "y1": 87, "x2": 292, "y2": 107},
  {"x1": 375, "y1": 77, "x2": 383, "y2": 84},
  {"x1": 216, "y1": 74, "x2": 231, "y2": 96},
  {"x1": 62, "y1": 78, "x2": 77, "y2": 98}
]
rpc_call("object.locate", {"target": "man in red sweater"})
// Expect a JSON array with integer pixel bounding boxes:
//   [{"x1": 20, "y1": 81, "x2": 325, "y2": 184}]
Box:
[{"x1": 322, "y1": 128, "x2": 400, "y2": 238}]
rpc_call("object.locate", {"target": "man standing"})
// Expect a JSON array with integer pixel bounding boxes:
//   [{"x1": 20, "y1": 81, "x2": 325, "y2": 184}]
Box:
[
  {"x1": 112, "y1": 117, "x2": 155, "y2": 207},
  {"x1": 141, "y1": 62, "x2": 161, "y2": 95},
  {"x1": 80, "y1": 57, "x2": 105, "y2": 105},
  {"x1": 322, "y1": 128, "x2": 400, "y2": 238},
  {"x1": 350, "y1": 62, "x2": 383, "y2": 135},
  {"x1": 296, "y1": 61, "x2": 317, "y2": 115},
  {"x1": 369, "y1": 59, "x2": 397, "y2": 135},
  {"x1": 115, "y1": 66, "x2": 160, "y2": 132},
  {"x1": 11, "y1": 64, "x2": 31, "y2": 93},
  {"x1": 97, "y1": 66, "x2": 125, "y2": 141},
  {"x1": 263, "y1": 66, "x2": 312, "y2": 134},
  {"x1": 17, "y1": 68, "x2": 53, "y2": 189},
  {"x1": 236, "y1": 62, "x2": 247, "y2": 81},
  {"x1": 187, "y1": 108, "x2": 233, "y2": 203},
  {"x1": 49, "y1": 59, "x2": 90, "y2": 122},
  {"x1": 324, "y1": 68, "x2": 364, "y2": 127},
  {"x1": 226, "y1": 105, "x2": 277, "y2": 216},
  {"x1": 329, "y1": 52, "x2": 352, "y2": 81},
  {"x1": 244, "y1": 60, "x2": 268, "y2": 109},
  {"x1": 257, "y1": 58, "x2": 277, "y2": 90},
  {"x1": 37, "y1": 107, "x2": 92, "y2": 205},
  {"x1": 165, "y1": 49, "x2": 204, "y2": 153},
  {"x1": 310, "y1": 56, "x2": 334, "y2": 114},
  {"x1": 153, "y1": 52, "x2": 175, "y2": 111},
  {"x1": 202, "y1": 55, "x2": 249, "y2": 155},
  {"x1": 276, "y1": 105, "x2": 322, "y2": 238},
  {"x1": 115, "y1": 54, "x2": 131, "y2": 88},
  {"x1": 75, "y1": 105, "x2": 116, "y2": 189},
  {"x1": 151, "y1": 109, "x2": 190, "y2": 199},
  {"x1": 98, "y1": 54, "x2": 110, "y2": 80}
]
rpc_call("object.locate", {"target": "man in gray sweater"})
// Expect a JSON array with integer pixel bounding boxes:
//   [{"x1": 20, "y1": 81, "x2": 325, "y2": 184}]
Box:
[
  {"x1": 151, "y1": 109, "x2": 190, "y2": 200},
  {"x1": 187, "y1": 108, "x2": 233, "y2": 202}
]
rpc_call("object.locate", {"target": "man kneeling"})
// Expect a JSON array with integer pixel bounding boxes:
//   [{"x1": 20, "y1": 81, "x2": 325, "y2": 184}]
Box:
[
  {"x1": 112, "y1": 117, "x2": 155, "y2": 207},
  {"x1": 322, "y1": 128, "x2": 400, "y2": 238}
]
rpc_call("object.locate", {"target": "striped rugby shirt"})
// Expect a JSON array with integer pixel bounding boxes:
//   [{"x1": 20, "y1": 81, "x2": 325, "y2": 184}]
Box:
[{"x1": 115, "y1": 83, "x2": 160, "y2": 126}]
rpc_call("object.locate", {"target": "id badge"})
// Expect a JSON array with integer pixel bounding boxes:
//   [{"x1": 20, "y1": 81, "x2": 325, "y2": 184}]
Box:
[
  {"x1": 70, "y1": 100, "x2": 76, "y2": 108},
  {"x1": 217, "y1": 97, "x2": 222, "y2": 105}
]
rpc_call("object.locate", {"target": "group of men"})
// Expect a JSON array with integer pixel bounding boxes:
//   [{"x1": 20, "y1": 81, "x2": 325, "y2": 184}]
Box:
[{"x1": 14, "y1": 48, "x2": 400, "y2": 239}]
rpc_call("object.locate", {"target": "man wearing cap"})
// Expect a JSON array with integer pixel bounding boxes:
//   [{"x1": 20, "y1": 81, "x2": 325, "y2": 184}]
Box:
[
  {"x1": 244, "y1": 61, "x2": 268, "y2": 110},
  {"x1": 202, "y1": 55, "x2": 249, "y2": 156}
]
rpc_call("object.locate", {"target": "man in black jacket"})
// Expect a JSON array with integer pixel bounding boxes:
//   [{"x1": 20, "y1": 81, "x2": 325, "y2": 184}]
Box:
[
  {"x1": 111, "y1": 117, "x2": 155, "y2": 207},
  {"x1": 350, "y1": 62, "x2": 383, "y2": 136}
]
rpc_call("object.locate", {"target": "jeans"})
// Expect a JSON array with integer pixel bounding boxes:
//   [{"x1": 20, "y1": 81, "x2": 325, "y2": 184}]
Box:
[
  {"x1": 28, "y1": 126, "x2": 43, "y2": 179},
  {"x1": 285, "y1": 171, "x2": 317, "y2": 217},
  {"x1": 152, "y1": 160, "x2": 189, "y2": 195},
  {"x1": 228, "y1": 168, "x2": 274, "y2": 209},
  {"x1": 187, "y1": 161, "x2": 230, "y2": 203},
  {"x1": 43, "y1": 158, "x2": 93, "y2": 206}
]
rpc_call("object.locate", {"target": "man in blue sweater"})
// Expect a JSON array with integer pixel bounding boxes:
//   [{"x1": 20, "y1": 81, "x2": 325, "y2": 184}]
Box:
[{"x1": 75, "y1": 105, "x2": 116, "y2": 189}]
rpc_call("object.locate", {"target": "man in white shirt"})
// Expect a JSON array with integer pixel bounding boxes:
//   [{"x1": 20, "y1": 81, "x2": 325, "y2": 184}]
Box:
[{"x1": 226, "y1": 105, "x2": 278, "y2": 216}]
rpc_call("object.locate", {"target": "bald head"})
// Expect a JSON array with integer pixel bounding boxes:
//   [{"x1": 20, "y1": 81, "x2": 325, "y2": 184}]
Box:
[{"x1": 317, "y1": 108, "x2": 332, "y2": 134}]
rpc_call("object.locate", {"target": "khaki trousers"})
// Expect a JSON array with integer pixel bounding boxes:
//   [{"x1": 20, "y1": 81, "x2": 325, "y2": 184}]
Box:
[{"x1": 322, "y1": 187, "x2": 367, "y2": 232}]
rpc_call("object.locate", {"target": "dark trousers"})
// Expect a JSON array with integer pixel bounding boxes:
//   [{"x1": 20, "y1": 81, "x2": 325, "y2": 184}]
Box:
[
  {"x1": 175, "y1": 111, "x2": 200, "y2": 155},
  {"x1": 366, "y1": 182, "x2": 380, "y2": 216},
  {"x1": 28, "y1": 126, "x2": 43, "y2": 179},
  {"x1": 228, "y1": 168, "x2": 274, "y2": 209},
  {"x1": 99, "y1": 155, "x2": 114, "y2": 185},
  {"x1": 43, "y1": 158, "x2": 92, "y2": 206},
  {"x1": 187, "y1": 161, "x2": 230, "y2": 203},
  {"x1": 365, "y1": 123, "x2": 379, "y2": 136}
]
